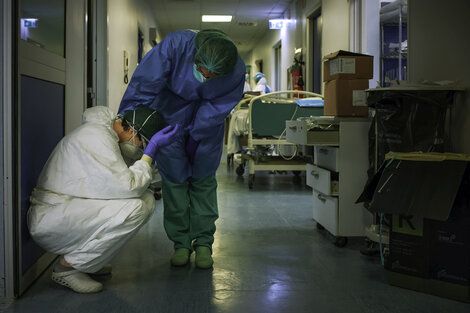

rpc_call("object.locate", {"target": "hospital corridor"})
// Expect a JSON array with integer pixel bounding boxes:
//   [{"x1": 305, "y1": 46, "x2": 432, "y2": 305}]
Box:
[
  {"x1": 2, "y1": 158, "x2": 469, "y2": 313},
  {"x1": 1, "y1": 0, "x2": 470, "y2": 312}
]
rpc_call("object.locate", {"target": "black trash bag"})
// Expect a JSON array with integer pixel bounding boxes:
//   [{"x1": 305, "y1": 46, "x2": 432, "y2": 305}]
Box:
[{"x1": 367, "y1": 90, "x2": 453, "y2": 172}]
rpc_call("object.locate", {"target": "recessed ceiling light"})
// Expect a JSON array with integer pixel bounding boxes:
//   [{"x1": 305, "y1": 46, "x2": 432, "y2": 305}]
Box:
[{"x1": 202, "y1": 15, "x2": 232, "y2": 22}]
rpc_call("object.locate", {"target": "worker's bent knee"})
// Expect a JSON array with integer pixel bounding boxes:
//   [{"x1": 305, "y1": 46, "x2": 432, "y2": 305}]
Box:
[
  {"x1": 127, "y1": 191, "x2": 156, "y2": 225},
  {"x1": 141, "y1": 190, "x2": 156, "y2": 211}
]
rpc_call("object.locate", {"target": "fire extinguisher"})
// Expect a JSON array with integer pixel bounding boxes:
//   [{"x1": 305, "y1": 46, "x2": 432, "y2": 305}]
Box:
[{"x1": 290, "y1": 55, "x2": 305, "y2": 98}]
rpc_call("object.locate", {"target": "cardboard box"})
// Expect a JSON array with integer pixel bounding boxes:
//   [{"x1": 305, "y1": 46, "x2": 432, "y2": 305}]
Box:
[
  {"x1": 324, "y1": 79, "x2": 369, "y2": 116},
  {"x1": 389, "y1": 271, "x2": 470, "y2": 303},
  {"x1": 385, "y1": 216, "x2": 434, "y2": 278},
  {"x1": 323, "y1": 50, "x2": 373, "y2": 82},
  {"x1": 428, "y1": 206, "x2": 470, "y2": 285},
  {"x1": 358, "y1": 154, "x2": 470, "y2": 283},
  {"x1": 360, "y1": 156, "x2": 467, "y2": 220}
]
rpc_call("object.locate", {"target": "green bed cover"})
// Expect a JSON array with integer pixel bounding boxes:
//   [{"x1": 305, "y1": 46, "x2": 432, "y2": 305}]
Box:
[{"x1": 251, "y1": 98, "x2": 323, "y2": 137}]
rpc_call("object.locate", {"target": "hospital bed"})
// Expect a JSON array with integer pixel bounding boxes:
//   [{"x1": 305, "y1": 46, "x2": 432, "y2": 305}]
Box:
[
  {"x1": 231, "y1": 90, "x2": 323, "y2": 189},
  {"x1": 226, "y1": 95, "x2": 253, "y2": 166}
]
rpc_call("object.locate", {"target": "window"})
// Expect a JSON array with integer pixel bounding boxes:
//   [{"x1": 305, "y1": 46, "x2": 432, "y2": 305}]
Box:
[{"x1": 20, "y1": 0, "x2": 65, "y2": 57}]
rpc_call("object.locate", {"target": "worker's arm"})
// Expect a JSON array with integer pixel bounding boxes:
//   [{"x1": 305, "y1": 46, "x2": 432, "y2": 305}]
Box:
[{"x1": 141, "y1": 124, "x2": 180, "y2": 165}]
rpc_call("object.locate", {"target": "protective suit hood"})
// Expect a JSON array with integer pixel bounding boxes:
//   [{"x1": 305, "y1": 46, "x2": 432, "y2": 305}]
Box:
[{"x1": 82, "y1": 106, "x2": 116, "y2": 125}]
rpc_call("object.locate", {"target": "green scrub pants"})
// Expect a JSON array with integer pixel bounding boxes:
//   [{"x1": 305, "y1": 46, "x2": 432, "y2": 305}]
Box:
[{"x1": 162, "y1": 175, "x2": 218, "y2": 251}]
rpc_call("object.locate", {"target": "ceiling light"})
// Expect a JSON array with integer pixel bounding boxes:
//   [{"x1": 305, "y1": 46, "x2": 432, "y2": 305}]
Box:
[{"x1": 202, "y1": 15, "x2": 232, "y2": 22}]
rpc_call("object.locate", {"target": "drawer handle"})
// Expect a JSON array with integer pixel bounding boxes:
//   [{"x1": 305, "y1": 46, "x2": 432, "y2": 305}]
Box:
[
  {"x1": 317, "y1": 193, "x2": 327, "y2": 202},
  {"x1": 289, "y1": 126, "x2": 297, "y2": 131},
  {"x1": 319, "y1": 148, "x2": 329, "y2": 154},
  {"x1": 310, "y1": 171, "x2": 319, "y2": 178}
]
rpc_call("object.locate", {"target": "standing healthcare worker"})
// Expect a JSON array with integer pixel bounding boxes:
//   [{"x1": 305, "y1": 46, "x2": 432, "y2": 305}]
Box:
[
  {"x1": 253, "y1": 72, "x2": 272, "y2": 95},
  {"x1": 119, "y1": 29, "x2": 245, "y2": 269}
]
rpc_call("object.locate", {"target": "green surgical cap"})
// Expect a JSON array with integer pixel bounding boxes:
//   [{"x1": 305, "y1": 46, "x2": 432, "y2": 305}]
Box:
[
  {"x1": 194, "y1": 29, "x2": 238, "y2": 77},
  {"x1": 123, "y1": 107, "x2": 167, "y2": 142}
]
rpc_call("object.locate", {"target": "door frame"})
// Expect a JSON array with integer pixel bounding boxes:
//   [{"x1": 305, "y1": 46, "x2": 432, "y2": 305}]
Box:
[
  {"x1": 4, "y1": 0, "x2": 87, "y2": 297},
  {"x1": 305, "y1": 3, "x2": 322, "y2": 94},
  {"x1": 273, "y1": 40, "x2": 282, "y2": 92},
  {"x1": 2, "y1": 0, "x2": 16, "y2": 299},
  {"x1": 16, "y1": 0, "x2": 67, "y2": 295}
]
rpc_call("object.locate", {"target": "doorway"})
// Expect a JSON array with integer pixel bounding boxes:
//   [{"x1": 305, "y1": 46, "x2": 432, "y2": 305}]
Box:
[
  {"x1": 17, "y1": 0, "x2": 66, "y2": 296},
  {"x1": 273, "y1": 41, "x2": 282, "y2": 91},
  {"x1": 87, "y1": 0, "x2": 107, "y2": 108},
  {"x1": 308, "y1": 9, "x2": 322, "y2": 94},
  {"x1": 6, "y1": 0, "x2": 88, "y2": 297}
]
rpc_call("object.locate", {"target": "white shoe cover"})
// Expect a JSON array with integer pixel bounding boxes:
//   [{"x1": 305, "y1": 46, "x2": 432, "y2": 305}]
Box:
[{"x1": 52, "y1": 270, "x2": 103, "y2": 293}]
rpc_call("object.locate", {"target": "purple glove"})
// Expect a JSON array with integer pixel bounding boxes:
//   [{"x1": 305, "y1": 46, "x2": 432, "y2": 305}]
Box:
[
  {"x1": 185, "y1": 134, "x2": 200, "y2": 164},
  {"x1": 143, "y1": 124, "x2": 180, "y2": 159}
]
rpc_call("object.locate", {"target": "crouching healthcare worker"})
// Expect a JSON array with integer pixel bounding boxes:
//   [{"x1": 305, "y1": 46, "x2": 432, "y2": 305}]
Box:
[
  {"x1": 27, "y1": 106, "x2": 179, "y2": 293},
  {"x1": 119, "y1": 29, "x2": 245, "y2": 269}
]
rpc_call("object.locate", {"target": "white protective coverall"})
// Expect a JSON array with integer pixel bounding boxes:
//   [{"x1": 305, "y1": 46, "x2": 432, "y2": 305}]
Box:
[
  {"x1": 253, "y1": 77, "x2": 271, "y2": 95},
  {"x1": 243, "y1": 81, "x2": 251, "y2": 93},
  {"x1": 27, "y1": 106, "x2": 155, "y2": 273},
  {"x1": 226, "y1": 109, "x2": 249, "y2": 155}
]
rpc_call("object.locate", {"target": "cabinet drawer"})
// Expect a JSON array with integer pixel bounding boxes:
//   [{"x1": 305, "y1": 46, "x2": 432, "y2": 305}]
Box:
[
  {"x1": 312, "y1": 190, "x2": 338, "y2": 235},
  {"x1": 306, "y1": 164, "x2": 339, "y2": 196},
  {"x1": 314, "y1": 146, "x2": 339, "y2": 172},
  {"x1": 286, "y1": 120, "x2": 339, "y2": 145}
]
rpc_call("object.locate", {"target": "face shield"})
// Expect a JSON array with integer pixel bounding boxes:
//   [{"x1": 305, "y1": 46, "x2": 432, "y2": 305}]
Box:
[
  {"x1": 119, "y1": 111, "x2": 145, "y2": 164},
  {"x1": 120, "y1": 108, "x2": 166, "y2": 165}
]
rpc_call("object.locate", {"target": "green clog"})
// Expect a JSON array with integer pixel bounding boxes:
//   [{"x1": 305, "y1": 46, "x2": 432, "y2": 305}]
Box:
[
  {"x1": 195, "y1": 246, "x2": 213, "y2": 269},
  {"x1": 170, "y1": 248, "x2": 190, "y2": 266}
]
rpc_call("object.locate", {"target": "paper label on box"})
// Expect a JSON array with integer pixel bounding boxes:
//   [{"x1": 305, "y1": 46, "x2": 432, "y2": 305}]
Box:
[
  {"x1": 329, "y1": 58, "x2": 356, "y2": 75},
  {"x1": 329, "y1": 59, "x2": 341, "y2": 76},
  {"x1": 352, "y1": 90, "x2": 367, "y2": 107},
  {"x1": 340, "y1": 58, "x2": 356, "y2": 74}
]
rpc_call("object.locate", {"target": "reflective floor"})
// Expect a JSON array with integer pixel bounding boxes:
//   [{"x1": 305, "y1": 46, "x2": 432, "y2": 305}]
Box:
[{"x1": 4, "y1": 158, "x2": 470, "y2": 313}]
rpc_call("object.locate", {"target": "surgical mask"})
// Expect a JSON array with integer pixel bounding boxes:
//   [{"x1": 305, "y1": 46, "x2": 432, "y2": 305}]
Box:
[
  {"x1": 119, "y1": 126, "x2": 143, "y2": 163},
  {"x1": 119, "y1": 141, "x2": 143, "y2": 163},
  {"x1": 193, "y1": 64, "x2": 208, "y2": 83}
]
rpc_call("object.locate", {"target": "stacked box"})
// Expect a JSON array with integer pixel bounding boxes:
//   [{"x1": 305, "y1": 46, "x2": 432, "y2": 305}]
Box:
[
  {"x1": 323, "y1": 50, "x2": 373, "y2": 116},
  {"x1": 358, "y1": 154, "x2": 470, "y2": 302},
  {"x1": 385, "y1": 215, "x2": 433, "y2": 278}
]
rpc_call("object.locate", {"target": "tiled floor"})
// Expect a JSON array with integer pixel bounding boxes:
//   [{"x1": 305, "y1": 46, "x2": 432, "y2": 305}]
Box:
[{"x1": 3, "y1": 159, "x2": 470, "y2": 312}]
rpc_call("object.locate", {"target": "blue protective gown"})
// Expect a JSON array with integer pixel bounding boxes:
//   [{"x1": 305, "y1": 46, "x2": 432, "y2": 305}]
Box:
[{"x1": 119, "y1": 30, "x2": 245, "y2": 183}]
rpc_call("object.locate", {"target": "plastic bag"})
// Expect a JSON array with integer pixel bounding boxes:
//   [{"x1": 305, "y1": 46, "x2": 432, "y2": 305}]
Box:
[{"x1": 367, "y1": 90, "x2": 453, "y2": 170}]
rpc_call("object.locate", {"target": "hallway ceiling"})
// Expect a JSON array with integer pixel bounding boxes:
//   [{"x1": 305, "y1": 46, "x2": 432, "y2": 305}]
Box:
[{"x1": 144, "y1": 0, "x2": 294, "y2": 54}]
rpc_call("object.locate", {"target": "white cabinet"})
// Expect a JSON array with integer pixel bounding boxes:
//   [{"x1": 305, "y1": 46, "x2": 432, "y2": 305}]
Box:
[
  {"x1": 314, "y1": 146, "x2": 339, "y2": 172},
  {"x1": 306, "y1": 164, "x2": 339, "y2": 196},
  {"x1": 312, "y1": 190, "x2": 338, "y2": 234},
  {"x1": 287, "y1": 118, "x2": 373, "y2": 246}
]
